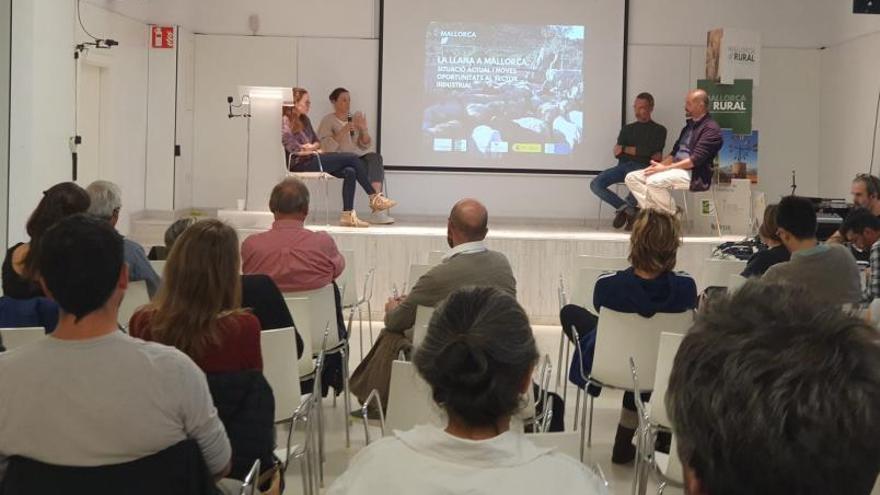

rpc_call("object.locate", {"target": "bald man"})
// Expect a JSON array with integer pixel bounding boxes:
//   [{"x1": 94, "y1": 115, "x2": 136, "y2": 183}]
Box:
[
  {"x1": 350, "y1": 198, "x2": 517, "y2": 405},
  {"x1": 621, "y1": 89, "x2": 723, "y2": 219}
]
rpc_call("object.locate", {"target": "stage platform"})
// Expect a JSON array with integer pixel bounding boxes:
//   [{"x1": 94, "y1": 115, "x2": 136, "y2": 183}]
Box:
[{"x1": 133, "y1": 211, "x2": 743, "y2": 325}]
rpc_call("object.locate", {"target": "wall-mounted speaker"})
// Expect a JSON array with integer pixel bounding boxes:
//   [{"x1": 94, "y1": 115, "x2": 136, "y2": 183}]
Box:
[{"x1": 854, "y1": 0, "x2": 880, "y2": 14}]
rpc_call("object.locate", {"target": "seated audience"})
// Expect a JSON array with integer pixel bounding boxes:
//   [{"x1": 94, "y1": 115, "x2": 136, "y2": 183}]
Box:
[
  {"x1": 2, "y1": 182, "x2": 90, "y2": 299},
  {"x1": 161, "y1": 214, "x2": 304, "y2": 359},
  {"x1": 350, "y1": 198, "x2": 516, "y2": 407},
  {"x1": 763, "y1": 196, "x2": 862, "y2": 306},
  {"x1": 0, "y1": 296, "x2": 58, "y2": 333},
  {"x1": 328, "y1": 287, "x2": 607, "y2": 495},
  {"x1": 828, "y1": 173, "x2": 880, "y2": 257},
  {"x1": 86, "y1": 180, "x2": 160, "y2": 297},
  {"x1": 0, "y1": 214, "x2": 231, "y2": 481},
  {"x1": 318, "y1": 87, "x2": 393, "y2": 224},
  {"x1": 559, "y1": 208, "x2": 696, "y2": 464},
  {"x1": 740, "y1": 204, "x2": 790, "y2": 278},
  {"x1": 840, "y1": 208, "x2": 880, "y2": 302},
  {"x1": 667, "y1": 280, "x2": 880, "y2": 495},
  {"x1": 283, "y1": 87, "x2": 396, "y2": 227},
  {"x1": 148, "y1": 216, "x2": 197, "y2": 261},
  {"x1": 130, "y1": 219, "x2": 262, "y2": 373}
]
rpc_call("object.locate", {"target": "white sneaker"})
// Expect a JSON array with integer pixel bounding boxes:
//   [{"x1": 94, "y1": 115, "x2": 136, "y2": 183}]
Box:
[{"x1": 369, "y1": 209, "x2": 395, "y2": 224}]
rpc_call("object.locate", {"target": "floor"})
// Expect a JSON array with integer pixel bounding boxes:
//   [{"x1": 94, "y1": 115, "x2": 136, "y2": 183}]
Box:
[{"x1": 279, "y1": 322, "x2": 678, "y2": 495}]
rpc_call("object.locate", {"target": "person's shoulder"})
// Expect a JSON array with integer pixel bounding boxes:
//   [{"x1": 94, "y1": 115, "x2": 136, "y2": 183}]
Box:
[
  {"x1": 671, "y1": 270, "x2": 696, "y2": 285},
  {"x1": 123, "y1": 237, "x2": 147, "y2": 256},
  {"x1": 128, "y1": 334, "x2": 204, "y2": 376},
  {"x1": 533, "y1": 452, "x2": 608, "y2": 493},
  {"x1": 317, "y1": 112, "x2": 336, "y2": 127}
]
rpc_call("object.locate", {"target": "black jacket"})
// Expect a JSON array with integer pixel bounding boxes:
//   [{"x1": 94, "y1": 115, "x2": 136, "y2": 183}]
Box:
[
  {"x1": 670, "y1": 114, "x2": 723, "y2": 192},
  {"x1": 242, "y1": 274, "x2": 304, "y2": 358},
  {"x1": 0, "y1": 439, "x2": 219, "y2": 495},
  {"x1": 207, "y1": 370, "x2": 275, "y2": 481}
]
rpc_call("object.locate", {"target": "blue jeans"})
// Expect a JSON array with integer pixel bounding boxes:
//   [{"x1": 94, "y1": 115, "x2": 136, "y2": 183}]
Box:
[
  {"x1": 296, "y1": 152, "x2": 375, "y2": 211},
  {"x1": 590, "y1": 159, "x2": 644, "y2": 210}
]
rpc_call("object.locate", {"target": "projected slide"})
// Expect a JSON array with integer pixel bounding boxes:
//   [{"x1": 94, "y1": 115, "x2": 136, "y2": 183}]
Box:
[{"x1": 422, "y1": 23, "x2": 584, "y2": 163}]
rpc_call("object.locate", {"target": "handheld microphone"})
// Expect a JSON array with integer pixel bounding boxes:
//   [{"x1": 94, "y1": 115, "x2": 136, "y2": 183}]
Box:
[{"x1": 347, "y1": 112, "x2": 354, "y2": 139}]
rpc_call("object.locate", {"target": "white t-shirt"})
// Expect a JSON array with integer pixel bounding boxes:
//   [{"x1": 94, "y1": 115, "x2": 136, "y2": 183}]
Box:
[
  {"x1": 327, "y1": 425, "x2": 608, "y2": 495},
  {"x1": 0, "y1": 331, "x2": 230, "y2": 479}
]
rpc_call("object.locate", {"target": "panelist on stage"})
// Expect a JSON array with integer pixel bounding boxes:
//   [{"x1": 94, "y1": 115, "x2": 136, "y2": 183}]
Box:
[
  {"x1": 590, "y1": 92, "x2": 666, "y2": 230},
  {"x1": 318, "y1": 88, "x2": 393, "y2": 224},
  {"x1": 623, "y1": 89, "x2": 722, "y2": 219},
  {"x1": 283, "y1": 87, "x2": 397, "y2": 227}
]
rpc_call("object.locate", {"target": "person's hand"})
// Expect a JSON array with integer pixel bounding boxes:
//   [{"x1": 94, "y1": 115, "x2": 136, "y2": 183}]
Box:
[
  {"x1": 354, "y1": 111, "x2": 368, "y2": 131},
  {"x1": 336, "y1": 122, "x2": 354, "y2": 140},
  {"x1": 385, "y1": 295, "x2": 406, "y2": 313},
  {"x1": 613, "y1": 144, "x2": 623, "y2": 157},
  {"x1": 644, "y1": 160, "x2": 668, "y2": 177}
]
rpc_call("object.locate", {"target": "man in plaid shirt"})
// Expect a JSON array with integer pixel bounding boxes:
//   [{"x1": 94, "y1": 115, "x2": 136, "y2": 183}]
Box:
[{"x1": 840, "y1": 208, "x2": 880, "y2": 301}]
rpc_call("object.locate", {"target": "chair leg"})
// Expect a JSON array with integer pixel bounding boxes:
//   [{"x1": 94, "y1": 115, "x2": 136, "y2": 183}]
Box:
[
  {"x1": 562, "y1": 339, "x2": 571, "y2": 405},
  {"x1": 573, "y1": 387, "x2": 581, "y2": 431},
  {"x1": 711, "y1": 186, "x2": 723, "y2": 238},
  {"x1": 587, "y1": 395, "x2": 594, "y2": 448},
  {"x1": 323, "y1": 178, "x2": 330, "y2": 227},
  {"x1": 357, "y1": 306, "x2": 365, "y2": 361},
  {"x1": 342, "y1": 346, "x2": 351, "y2": 448},
  {"x1": 556, "y1": 330, "x2": 565, "y2": 393},
  {"x1": 367, "y1": 301, "x2": 374, "y2": 344},
  {"x1": 596, "y1": 197, "x2": 603, "y2": 231},
  {"x1": 579, "y1": 391, "x2": 588, "y2": 461}
]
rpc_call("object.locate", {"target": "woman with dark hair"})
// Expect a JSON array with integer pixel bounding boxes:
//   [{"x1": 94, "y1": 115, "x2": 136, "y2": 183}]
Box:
[
  {"x1": 328, "y1": 287, "x2": 607, "y2": 495},
  {"x1": 284, "y1": 87, "x2": 397, "y2": 227},
  {"x1": 317, "y1": 87, "x2": 393, "y2": 224},
  {"x1": 741, "y1": 204, "x2": 790, "y2": 278},
  {"x1": 559, "y1": 209, "x2": 697, "y2": 464}
]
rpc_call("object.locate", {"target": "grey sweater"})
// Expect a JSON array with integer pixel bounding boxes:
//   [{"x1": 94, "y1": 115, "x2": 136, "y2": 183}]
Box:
[
  {"x1": 385, "y1": 250, "x2": 516, "y2": 333},
  {"x1": 762, "y1": 244, "x2": 861, "y2": 306}
]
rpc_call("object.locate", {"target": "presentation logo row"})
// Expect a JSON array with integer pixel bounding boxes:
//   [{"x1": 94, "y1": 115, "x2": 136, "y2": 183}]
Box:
[{"x1": 433, "y1": 138, "x2": 571, "y2": 155}]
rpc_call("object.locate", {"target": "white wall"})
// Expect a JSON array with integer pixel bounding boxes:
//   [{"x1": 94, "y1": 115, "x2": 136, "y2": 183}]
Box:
[
  {"x1": 145, "y1": 26, "x2": 178, "y2": 211},
  {"x1": 0, "y1": 0, "x2": 10, "y2": 252}
]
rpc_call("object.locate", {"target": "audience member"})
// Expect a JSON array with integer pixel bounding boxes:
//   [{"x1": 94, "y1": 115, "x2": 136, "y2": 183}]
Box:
[
  {"x1": 763, "y1": 196, "x2": 862, "y2": 306},
  {"x1": 559, "y1": 209, "x2": 696, "y2": 464},
  {"x1": 86, "y1": 180, "x2": 160, "y2": 297},
  {"x1": 318, "y1": 87, "x2": 393, "y2": 224},
  {"x1": 0, "y1": 296, "x2": 58, "y2": 334},
  {"x1": 350, "y1": 198, "x2": 516, "y2": 407},
  {"x1": 588, "y1": 93, "x2": 666, "y2": 230},
  {"x1": 329, "y1": 287, "x2": 607, "y2": 495},
  {"x1": 624, "y1": 89, "x2": 722, "y2": 216},
  {"x1": 0, "y1": 214, "x2": 231, "y2": 481},
  {"x1": 160, "y1": 212, "x2": 304, "y2": 359},
  {"x1": 740, "y1": 204, "x2": 790, "y2": 278},
  {"x1": 148, "y1": 216, "x2": 197, "y2": 261},
  {"x1": 283, "y1": 87, "x2": 396, "y2": 227},
  {"x1": 130, "y1": 219, "x2": 262, "y2": 373},
  {"x1": 667, "y1": 280, "x2": 880, "y2": 495},
  {"x1": 841, "y1": 208, "x2": 880, "y2": 302},
  {"x1": 2, "y1": 182, "x2": 90, "y2": 299}
]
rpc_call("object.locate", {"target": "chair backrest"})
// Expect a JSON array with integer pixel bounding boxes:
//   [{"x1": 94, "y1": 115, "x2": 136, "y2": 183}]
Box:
[
  {"x1": 385, "y1": 360, "x2": 443, "y2": 433},
  {"x1": 426, "y1": 251, "x2": 445, "y2": 265},
  {"x1": 701, "y1": 258, "x2": 747, "y2": 290},
  {"x1": 728, "y1": 273, "x2": 747, "y2": 293},
  {"x1": 412, "y1": 305, "x2": 435, "y2": 348},
  {"x1": 592, "y1": 309, "x2": 693, "y2": 390},
  {"x1": 570, "y1": 267, "x2": 615, "y2": 314},
  {"x1": 647, "y1": 332, "x2": 685, "y2": 429},
  {"x1": 149, "y1": 260, "x2": 165, "y2": 276},
  {"x1": 118, "y1": 280, "x2": 150, "y2": 328},
  {"x1": 664, "y1": 436, "x2": 684, "y2": 484},
  {"x1": 283, "y1": 284, "x2": 339, "y2": 355},
  {"x1": 337, "y1": 250, "x2": 357, "y2": 307},
  {"x1": 239, "y1": 459, "x2": 260, "y2": 495},
  {"x1": 525, "y1": 431, "x2": 581, "y2": 460},
  {"x1": 0, "y1": 327, "x2": 45, "y2": 351},
  {"x1": 260, "y1": 327, "x2": 303, "y2": 423},
  {"x1": 407, "y1": 263, "x2": 433, "y2": 290}
]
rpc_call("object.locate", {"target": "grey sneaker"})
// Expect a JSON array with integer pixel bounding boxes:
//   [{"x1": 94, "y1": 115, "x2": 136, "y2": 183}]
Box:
[{"x1": 369, "y1": 209, "x2": 395, "y2": 225}]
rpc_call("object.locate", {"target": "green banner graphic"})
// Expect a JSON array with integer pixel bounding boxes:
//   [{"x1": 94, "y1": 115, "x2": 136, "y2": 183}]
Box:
[{"x1": 697, "y1": 79, "x2": 752, "y2": 134}]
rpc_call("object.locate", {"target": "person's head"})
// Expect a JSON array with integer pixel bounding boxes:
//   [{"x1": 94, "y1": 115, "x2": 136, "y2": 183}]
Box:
[
  {"x1": 447, "y1": 198, "x2": 488, "y2": 248},
  {"x1": 758, "y1": 204, "x2": 782, "y2": 246},
  {"x1": 149, "y1": 219, "x2": 243, "y2": 359},
  {"x1": 292, "y1": 87, "x2": 311, "y2": 116},
  {"x1": 633, "y1": 92, "x2": 654, "y2": 123},
  {"x1": 24, "y1": 182, "x2": 91, "y2": 278},
  {"x1": 775, "y1": 195, "x2": 817, "y2": 250},
  {"x1": 329, "y1": 87, "x2": 351, "y2": 115},
  {"x1": 851, "y1": 173, "x2": 880, "y2": 209},
  {"x1": 413, "y1": 286, "x2": 539, "y2": 429},
  {"x1": 841, "y1": 208, "x2": 880, "y2": 250},
  {"x1": 628, "y1": 209, "x2": 681, "y2": 276},
  {"x1": 666, "y1": 281, "x2": 880, "y2": 495},
  {"x1": 164, "y1": 217, "x2": 198, "y2": 252},
  {"x1": 86, "y1": 180, "x2": 122, "y2": 227},
  {"x1": 37, "y1": 213, "x2": 127, "y2": 322},
  {"x1": 685, "y1": 89, "x2": 709, "y2": 120},
  {"x1": 269, "y1": 177, "x2": 310, "y2": 221}
]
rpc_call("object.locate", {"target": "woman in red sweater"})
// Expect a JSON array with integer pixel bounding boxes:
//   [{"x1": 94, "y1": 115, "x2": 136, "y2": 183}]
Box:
[{"x1": 130, "y1": 219, "x2": 262, "y2": 372}]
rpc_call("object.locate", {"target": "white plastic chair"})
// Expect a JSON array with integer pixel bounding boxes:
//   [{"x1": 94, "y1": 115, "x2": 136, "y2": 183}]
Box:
[
  {"x1": 407, "y1": 263, "x2": 433, "y2": 290},
  {"x1": 118, "y1": 280, "x2": 150, "y2": 329},
  {"x1": 632, "y1": 332, "x2": 686, "y2": 495},
  {"x1": 336, "y1": 250, "x2": 376, "y2": 360},
  {"x1": 573, "y1": 309, "x2": 694, "y2": 461},
  {"x1": 411, "y1": 305, "x2": 435, "y2": 348},
  {"x1": 385, "y1": 360, "x2": 442, "y2": 433},
  {"x1": 286, "y1": 152, "x2": 340, "y2": 227},
  {"x1": 283, "y1": 285, "x2": 352, "y2": 448},
  {"x1": 0, "y1": 327, "x2": 45, "y2": 350},
  {"x1": 148, "y1": 260, "x2": 165, "y2": 276},
  {"x1": 427, "y1": 251, "x2": 445, "y2": 265},
  {"x1": 702, "y1": 258, "x2": 747, "y2": 290}
]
